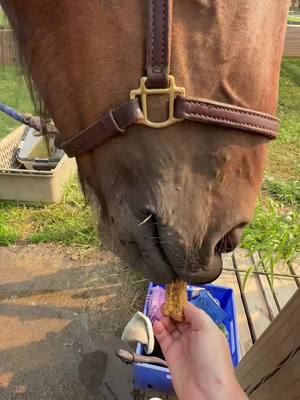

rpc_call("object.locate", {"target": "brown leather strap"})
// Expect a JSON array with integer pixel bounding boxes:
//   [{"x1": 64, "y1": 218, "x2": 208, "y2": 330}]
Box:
[
  {"x1": 174, "y1": 96, "x2": 279, "y2": 139},
  {"x1": 146, "y1": 0, "x2": 172, "y2": 88},
  {"x1": 58, "y1": 99, "x2": 143, "y2": 157},
  {"x1": 58, "y1": 94, "x2": 279, "y2": 158}
]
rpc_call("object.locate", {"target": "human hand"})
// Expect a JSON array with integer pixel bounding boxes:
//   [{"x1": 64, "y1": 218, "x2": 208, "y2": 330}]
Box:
[{"x1": 153, "y1": 303, "x2": 247, "y2": 400}]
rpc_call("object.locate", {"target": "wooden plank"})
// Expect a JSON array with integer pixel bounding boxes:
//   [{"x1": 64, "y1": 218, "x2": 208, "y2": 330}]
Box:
[
  {"x1": 237, "y1": 289, "x2": 300, "y2": 400},
  {"x1": 289, "y1": 255, "x2": 300, "y2": 288},
  {"x1": 284, "y1": 25, "x2": 300, "y2": 57},
  {"x1": 215, "y1": 253, "x2": 253, "y2": 357},
  {"x1": 251, "y1": 252, "x2": 280, "y2": 320},
  {"x1": 271, "y1": 260, "x2": 298, "y2": 310},
  {"x1": 233, "y1": 248, "x2": 272, "y2": 341}
]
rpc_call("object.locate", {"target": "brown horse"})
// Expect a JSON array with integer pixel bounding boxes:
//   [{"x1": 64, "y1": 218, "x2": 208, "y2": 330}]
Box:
[{"x1": 1, "y1": 0, "x2": 290, "y2": 283}]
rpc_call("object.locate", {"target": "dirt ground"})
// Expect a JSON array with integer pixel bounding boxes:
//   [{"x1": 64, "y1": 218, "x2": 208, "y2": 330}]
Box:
[{"x1": 0, "y1": 244, "x2": 156, "y2": 400}]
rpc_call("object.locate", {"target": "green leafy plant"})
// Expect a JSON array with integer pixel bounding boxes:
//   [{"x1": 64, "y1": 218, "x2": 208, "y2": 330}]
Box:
[
  {"x1": 241, "y1": 197, "x2": 300, "y2": 278},
  {"x1": 0, "y1": 10, "x2": 9, "y2": 29},
  {"x1": 0, "y1": 224, "x2": 19, "y2": 245}
]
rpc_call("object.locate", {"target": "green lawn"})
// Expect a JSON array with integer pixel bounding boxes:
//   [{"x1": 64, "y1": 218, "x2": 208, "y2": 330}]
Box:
[
  {"x1": 266, "y1": 58, "x2": 300, "y2": 181},
  {"x1": 0, "y1": 66, "x2": 35, "y2": 139},
  {"x1": 0, "y1": 59, "x2": 299, "y2": 273},
  {"x1": 0, "y1": 176, "x2": 98, "y2": 248}
]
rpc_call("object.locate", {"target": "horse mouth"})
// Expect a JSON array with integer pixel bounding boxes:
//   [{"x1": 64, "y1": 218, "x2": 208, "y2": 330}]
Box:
[
  {"x1": 133, "y1": 213, "x2": 222, "y2": 284},
  {"x1": 131, "y1": 213, "x2": 177, "y2": 283}
]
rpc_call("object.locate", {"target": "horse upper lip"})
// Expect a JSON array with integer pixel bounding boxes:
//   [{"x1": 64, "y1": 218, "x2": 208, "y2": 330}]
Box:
[
  {"x1": 141, "y1": 214, "x2": 223, "y2": 284},
  {"x1": 133, "y1": 213, "x2": 177, "y2": 283}
]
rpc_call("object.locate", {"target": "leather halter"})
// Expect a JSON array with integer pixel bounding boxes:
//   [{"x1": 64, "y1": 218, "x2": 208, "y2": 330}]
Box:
[{"x1": 58, "y1": 0, "x2": 280, "y2": 158}]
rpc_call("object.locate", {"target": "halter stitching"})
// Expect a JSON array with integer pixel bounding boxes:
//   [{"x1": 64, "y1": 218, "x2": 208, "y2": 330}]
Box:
[
  {"x1": 187, "y1": 101, "x2": 278, "y2": 122},
  {"x1": 187, "y1": 113, "x2": 277, "y2": 134}
]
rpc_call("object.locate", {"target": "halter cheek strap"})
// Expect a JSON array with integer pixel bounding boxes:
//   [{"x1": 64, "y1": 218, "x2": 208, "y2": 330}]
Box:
[
  {"x1": 56, "y1": 99, "x2": 143, "y2": 156},
  {"x1": 146, "y1": 0, "x2": 172, "y2": 89},
  {"x1": 58, "y1": 0, "x2": 280, "y2": 158}
]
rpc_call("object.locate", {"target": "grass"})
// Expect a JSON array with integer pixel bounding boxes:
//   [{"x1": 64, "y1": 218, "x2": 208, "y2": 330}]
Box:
[
  {"x1": 265, "y1": 58, "x2": 300, "y2": 181},
  {"x1": 0, "y1": 66, "x2": 35, "y2": 139},
  {"x1": 241, "y1": 197, "x2": 299, "y2": 276},
  {"x1": 0, "y1": 59, "x2": 299, "y2": 276},
  {"x1": 0, "y1": 9, "x2": 9, "y2": 29},
  {"x1": 263, "y1": 178, "x2": 300, "y2": 205},
  {"x1": 0, "y1": 176, "x2": 99, "y2": 247}
]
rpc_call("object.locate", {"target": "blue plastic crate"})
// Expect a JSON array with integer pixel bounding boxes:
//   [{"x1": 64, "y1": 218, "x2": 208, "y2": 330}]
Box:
[{"x1": 133, "y1": 282, "x2": 241, "y2": 394}]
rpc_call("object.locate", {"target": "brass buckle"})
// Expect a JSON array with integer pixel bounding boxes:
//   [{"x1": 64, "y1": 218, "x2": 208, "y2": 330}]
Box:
[{"x1": 130, "y1": 75, "x2": 186, "y2": 128}]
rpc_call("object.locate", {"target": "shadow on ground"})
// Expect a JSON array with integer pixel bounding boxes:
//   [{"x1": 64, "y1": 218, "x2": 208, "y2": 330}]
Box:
[{"x1": 0, "y1": 244, "x2": 149, "y2": 400}]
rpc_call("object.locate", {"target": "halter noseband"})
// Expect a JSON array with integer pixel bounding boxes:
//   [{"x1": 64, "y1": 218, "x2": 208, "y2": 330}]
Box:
[{"x1": 57, "y1": 0, "x2": 280, "y2": 158}]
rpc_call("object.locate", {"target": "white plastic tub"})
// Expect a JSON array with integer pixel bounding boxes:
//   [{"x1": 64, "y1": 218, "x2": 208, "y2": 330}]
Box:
[{"x1": 0, "y1": 126, "x2": 77, "y2": 203}]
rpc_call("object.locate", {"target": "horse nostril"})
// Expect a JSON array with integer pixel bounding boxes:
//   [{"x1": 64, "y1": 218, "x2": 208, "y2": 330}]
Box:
[
  {"x1": 215, "y1": 234, "x2": 237, "y2": 253},
  {"x1": 215, "y1": 223, "x2": 248, "y2": 254}
]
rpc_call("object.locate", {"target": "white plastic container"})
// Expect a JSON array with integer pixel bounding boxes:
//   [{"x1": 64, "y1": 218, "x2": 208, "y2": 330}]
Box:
[{"x1": 0, "y1": 126, "x2": 77, "y2": 203}]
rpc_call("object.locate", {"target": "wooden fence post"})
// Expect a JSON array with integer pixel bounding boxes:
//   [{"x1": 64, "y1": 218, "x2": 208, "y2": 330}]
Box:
[
  {"x1": 236, "y1": 289, "x2": 300, "y2": 400},
  {"x1": 285, "y1": 25, "x2": 300, "y2": 57},
  {"x1": 0, "y1": 29, "x2": 16, "y2": 64}
]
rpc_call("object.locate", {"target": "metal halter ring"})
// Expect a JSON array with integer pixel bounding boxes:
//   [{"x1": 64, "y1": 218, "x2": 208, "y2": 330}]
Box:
[{"x1": 130, "y1": 75, "x2": 186, "y2": 128}]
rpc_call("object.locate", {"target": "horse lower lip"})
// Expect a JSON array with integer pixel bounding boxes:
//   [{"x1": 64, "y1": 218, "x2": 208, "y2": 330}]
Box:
[{"x1": 175, "y1": 255, "x2": 222, "y2": 284}]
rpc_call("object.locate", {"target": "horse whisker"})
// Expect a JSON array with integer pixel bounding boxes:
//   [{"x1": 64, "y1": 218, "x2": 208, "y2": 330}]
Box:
[{"x1": 138, "y1": 213, "x2": 153, "y2": 226}]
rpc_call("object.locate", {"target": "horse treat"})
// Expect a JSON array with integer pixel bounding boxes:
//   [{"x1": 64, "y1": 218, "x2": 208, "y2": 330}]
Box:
[{"x1": 165, "y1": 280, "x2": 188, "y2": 322}]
